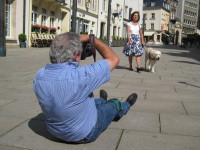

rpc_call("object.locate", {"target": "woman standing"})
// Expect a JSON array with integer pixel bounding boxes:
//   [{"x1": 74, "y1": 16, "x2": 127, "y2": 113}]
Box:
[{"x1": 126, "y1": 11, "x2": 145, "y2": 72}]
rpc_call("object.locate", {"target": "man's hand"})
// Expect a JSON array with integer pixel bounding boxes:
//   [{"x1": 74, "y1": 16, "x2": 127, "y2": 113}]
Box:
[{"x1": 80, "y1": 34, "x2": 89, "y2": 42}]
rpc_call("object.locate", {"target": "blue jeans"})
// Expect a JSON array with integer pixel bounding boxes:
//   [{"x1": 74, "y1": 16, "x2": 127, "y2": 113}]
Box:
[{"x1": 84, "y1": 98, "x2": 130, "y2": 143}]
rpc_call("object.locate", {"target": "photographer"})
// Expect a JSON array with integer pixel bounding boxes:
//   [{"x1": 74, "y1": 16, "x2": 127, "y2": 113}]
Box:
[{"x1": 33, "y1": 32, "x2": 137, "y2": 143}]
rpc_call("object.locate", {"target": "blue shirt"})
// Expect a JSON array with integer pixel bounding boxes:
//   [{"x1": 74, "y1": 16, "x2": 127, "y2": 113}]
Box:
[{"x1": 33, "y1": 60, "x2": 110, "y2": 142}]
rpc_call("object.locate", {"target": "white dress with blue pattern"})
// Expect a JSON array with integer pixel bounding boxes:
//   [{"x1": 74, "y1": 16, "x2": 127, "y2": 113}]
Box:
[{"x1": 125, "y1": 22, "x2": 143, "y2": 56}]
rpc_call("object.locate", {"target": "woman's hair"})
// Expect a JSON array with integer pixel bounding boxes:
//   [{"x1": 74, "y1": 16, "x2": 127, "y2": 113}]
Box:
[
  {"x1": 49, "y1": 32, "x2": 82, "y2": 63},
  {"x1": 130, "y1": 11, "x2": 140, "y2": 22}
]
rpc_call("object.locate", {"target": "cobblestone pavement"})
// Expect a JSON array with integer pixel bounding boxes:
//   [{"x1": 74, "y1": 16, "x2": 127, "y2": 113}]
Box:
[{"x1": 0, "y1": 45, "x2": 200, "y2": 150}]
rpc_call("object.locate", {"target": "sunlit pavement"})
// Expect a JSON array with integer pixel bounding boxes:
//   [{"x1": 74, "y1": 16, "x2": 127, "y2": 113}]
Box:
[{"x1": 0, "y1": 45, "x2": 200, "y2": 150}]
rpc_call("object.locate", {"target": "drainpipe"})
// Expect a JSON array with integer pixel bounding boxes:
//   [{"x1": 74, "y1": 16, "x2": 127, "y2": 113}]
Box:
[
  {"x1": 0, "y1": 0, "x2": 6, "y2": 56},
  {"x1": 106, "y1": 0, "x2": 112, "y2": 46},
  {"x1": 23, "y1": 0, "x2": 26, "y2": 34},
  {"x1": 71, "y1": 0, "x2": 77, "y2": 33}
]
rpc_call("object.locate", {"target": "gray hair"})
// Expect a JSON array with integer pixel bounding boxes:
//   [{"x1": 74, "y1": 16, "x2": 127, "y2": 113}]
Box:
[{"x1": 49, "y1": 32, "x2": 82, "y2": 63}]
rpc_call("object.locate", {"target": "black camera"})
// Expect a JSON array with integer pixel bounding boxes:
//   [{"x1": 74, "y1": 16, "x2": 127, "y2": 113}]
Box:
[
  {"x1": 81, "y1": 41, "x2": 93, "y2": 60},
  {"x1": 81, "y1": 34, "x2": 96, "y2": 62}
]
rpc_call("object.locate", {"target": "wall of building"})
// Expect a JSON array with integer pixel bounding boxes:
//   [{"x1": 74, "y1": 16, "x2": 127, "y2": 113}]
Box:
[
  {"x1": 76, "y1": 0, "x2": 98, "y2": 35},
  {"x1": 97, "y1": 0, "x2": 108, "y2": 38},
  {"x1": 123, "y1": 0, "x2": 143, "y2": 38}
]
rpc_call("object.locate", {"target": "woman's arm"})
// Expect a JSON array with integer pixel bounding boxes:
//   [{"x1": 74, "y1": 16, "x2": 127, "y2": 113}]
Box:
[
  {"x1": 139, "y1": 27, "x2": 145, "y2": 47},
  {"x1": 126, "y1": 25, "x2": 132, "y2": 45}
]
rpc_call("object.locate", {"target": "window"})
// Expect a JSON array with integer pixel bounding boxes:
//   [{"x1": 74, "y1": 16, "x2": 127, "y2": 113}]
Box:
[
  {"x1": 78, "y1": 0, "x2": 82, "y2": 4},
  {"x1": 50, "y1": 11, "x2": 55, "y2": 28},
  {"x1": 92, "y1": 0, "x2": 95, "y2": 9},
  {"x1": 6, "y1": 0, "x2": 11, "y2": 37},
  {"x1": 144, "y1": 14, "x2": 147, "y2": 20},
  {"x1": 102, "y1": 0, "x2": 106, "y2": 11},
  {"x1": 41, "y1": 8, "x2": 47, "y2": 26},
  {"x1": 151, "y1": 2, "x2": 155, "y2": 7},
  {"x1": 32, "y1": 5, "x2": 38, "y2": 25},
  {"x1": 100, "y1": 22, "x2": 105, "y2": 38},
  {"x1": 150, "y1": 23, "x2": 154, "y2": 30},
  {"x1": 144, "y1": 23, "x2": 146, "y2": 30},
  {"x1": 83, "y1": 20, "x2": 89, "y2": 33},
  {"x1": 151, "y1": 13, "x2": 155, "y2": 19}
]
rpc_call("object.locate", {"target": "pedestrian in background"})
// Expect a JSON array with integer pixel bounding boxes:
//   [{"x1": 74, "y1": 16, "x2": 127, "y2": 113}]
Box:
[{"x1": 126, "y1": 11, "x2": 145, "y2": 73}]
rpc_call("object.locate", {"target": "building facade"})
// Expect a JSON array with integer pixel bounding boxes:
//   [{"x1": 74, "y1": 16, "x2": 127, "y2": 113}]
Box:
[
  {"x1": 5, "y1": 0, "x2": 145, "y2": 47},
  {"x1": 197, "y1": 0, "x2": 200, "y2": 34},
  {"x1": 143, "y1": 0, "x2": 170, "y2": 44},
  {"x1": 177, "y1": 0, "x2": 199, "y2": 36},
  {"x1": 5, "y1": 0, "x2": 70, "y2": 47},
  {"x1": 167, "y1": 0, "x2": 182, "y2": 45},
  {"x1": 76, "y1": 0, "x2": 98, "y2": 35}
]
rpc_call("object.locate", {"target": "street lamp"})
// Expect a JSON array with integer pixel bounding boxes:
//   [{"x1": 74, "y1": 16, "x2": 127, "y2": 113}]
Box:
[
  {"x1": 71, "y1": 0, "x2": 77, "y2": 33},
  {"x1": 0, "y1": 0, "x2": 6, "y2": 56}
]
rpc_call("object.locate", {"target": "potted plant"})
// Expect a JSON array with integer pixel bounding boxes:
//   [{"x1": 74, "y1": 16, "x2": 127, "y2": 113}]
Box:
[
  {"x1": 41, "y1": 26, "x2": 49, "y2": 33},
  {"x1": 31, "y1": 24, "x2": 41, "y2": 33},
  {"x1": 18, "y1": 33, "x2": 27, "y2": 48},
  {"x1": 50, "y1": 27, "x2": 57, "y2": 34}
]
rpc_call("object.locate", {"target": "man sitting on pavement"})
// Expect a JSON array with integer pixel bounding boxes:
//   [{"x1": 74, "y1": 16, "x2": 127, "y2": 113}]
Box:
[{"x1": 33, "y1": 32, "x2": 138, "y2": 143}]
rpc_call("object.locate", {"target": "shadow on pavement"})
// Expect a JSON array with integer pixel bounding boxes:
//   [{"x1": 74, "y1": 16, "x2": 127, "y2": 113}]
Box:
[
  {"x1": 28, "y1": 113, "x2": 81, "y2": 145},
  {"x1": 28, "y1": 114, "x2": 64, "y2": 143},
  {"x1": 172, "y1": 60, "x2": 200, "y2": 65},
  {"x1": 149, "y1": 45, "x2": 200, "y2": 63},
  {"x1": 178, "y1": 81, "x2": 200, "y2": 89},
  {"x1": 116, "y1": 65, "x2": 149, "y2": 73}
]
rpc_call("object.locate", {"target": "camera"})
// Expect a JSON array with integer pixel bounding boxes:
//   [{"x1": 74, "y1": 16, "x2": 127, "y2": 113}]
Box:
[
  {"x1": 81, "y1": 34, "x2": 96, "y2": 61},
  {"x1": 81, "y1": 41, "x2": 93, "y2": 60}
]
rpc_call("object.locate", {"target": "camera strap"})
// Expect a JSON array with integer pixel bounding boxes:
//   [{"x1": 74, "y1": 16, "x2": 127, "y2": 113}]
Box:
[{"x1": 89, "y1": 34, "x2": 96, "y2": 62}]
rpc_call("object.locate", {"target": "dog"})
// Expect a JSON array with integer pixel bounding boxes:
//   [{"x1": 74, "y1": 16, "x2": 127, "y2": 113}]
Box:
[{"x1": 145, "y1": 48, "x2": 161, "y2": 73}]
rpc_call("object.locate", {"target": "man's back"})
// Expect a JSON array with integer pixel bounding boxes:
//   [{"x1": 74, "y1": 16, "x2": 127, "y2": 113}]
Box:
[{"x1": 33, "y1": 60, "x2": 110, "y2": 142}]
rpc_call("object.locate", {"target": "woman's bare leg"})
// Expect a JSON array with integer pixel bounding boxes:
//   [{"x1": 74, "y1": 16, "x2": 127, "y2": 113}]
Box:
[
  {"x1": 128, "y1": 56, "x2": 133, "y2": 69},
  {"x1": 136, "y1": 56, "x2": 141, "y2": 68}
]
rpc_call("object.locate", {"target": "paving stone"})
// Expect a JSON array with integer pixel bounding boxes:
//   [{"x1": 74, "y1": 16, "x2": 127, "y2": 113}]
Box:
[
  {"x1": 0, "y1": 87, "x2": 37, "y2": 101},
  {"x1": 161, "y1": 114, "x2": 200, "y2": 136},
  {"x1": 0, "y1": 120, "x2": 121, "y2": 150},
  {"x1": 146, "y1": 90, "x2": 182, "y2": 101},
  {"x1": 110, "y1": 112, "x2": 160, "y2": 133},
  {"x1": 0, "y1": 101, "x2": 41, "y2": 119},
  {"x1": 134, "y1": 100, "x2": 186, "y2": 115},
  {"x1": 0, "y1": 144, "x2": 30, "y2": 150},
  {"x1": 0, "y1": 99, "x2": 15, "y2": 107},
  {"x1": 182, "y1": 102, "x2": 200, "y2": 116},
  {"x1": 117, "y1": 130, "x2": 200, "y2": 150},
  {"x1": 0, "y1": 116, "x2": 27, "y2": 136}
]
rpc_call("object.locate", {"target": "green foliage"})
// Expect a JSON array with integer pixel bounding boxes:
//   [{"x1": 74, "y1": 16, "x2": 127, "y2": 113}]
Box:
[
  {"x1": 80, "y1": 32, "x2": 88, "y2": 34},
  {"x1": 18, "y1": 34, "x2": 27, "y2": 42}
]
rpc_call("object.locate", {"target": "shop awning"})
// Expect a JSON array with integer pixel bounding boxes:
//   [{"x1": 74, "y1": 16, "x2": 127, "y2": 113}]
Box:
[{"x1": 144, "y1": 31, "x2": 155, "y2": 36}]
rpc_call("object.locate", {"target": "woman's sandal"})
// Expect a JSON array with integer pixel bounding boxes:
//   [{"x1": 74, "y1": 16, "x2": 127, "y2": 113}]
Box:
[
  {"x1": 128, "y1": 68, "x2": 133, "y2": 71},
  {"x1": 137, "y1": 68, "x2": 141, "y2": 73}
]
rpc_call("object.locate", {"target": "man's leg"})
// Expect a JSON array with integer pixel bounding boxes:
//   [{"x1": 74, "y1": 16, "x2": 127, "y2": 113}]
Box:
[{"x1": 85, "y1": 93, "x2": 137, "y2": 143}]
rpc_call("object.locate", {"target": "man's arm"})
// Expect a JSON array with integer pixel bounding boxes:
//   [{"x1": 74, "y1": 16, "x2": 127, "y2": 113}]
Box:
[{"x1": 80, "y1": 35, "x2": 120, "y2": 71}]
